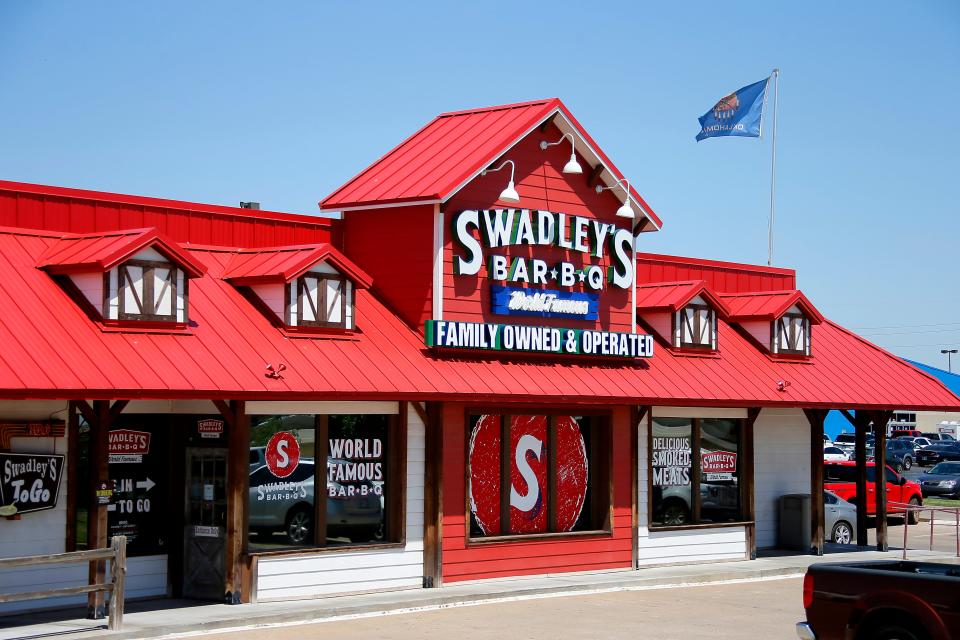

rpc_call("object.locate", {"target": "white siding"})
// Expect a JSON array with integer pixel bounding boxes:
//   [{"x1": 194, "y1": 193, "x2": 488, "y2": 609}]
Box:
[
  {"x1": 256, "y1": 403, "x2": 425, "y2": 600},
  {"x1": 640, "y1": 311, "x2": 672, "y2": 344},
  {"x1": 754, "y1": 408, "x2": 811, "y2": 549},
  {"x1": 0, "y1": 402, "x2": 168, "y2": 613},
  {"x1": 69, "y1": 271, "x2": 103, "y2": 313},
  {"x1": 740, "y1": 320, "x2": 771, "y2": 350},
  {"x1": 250, "y1": 283, "x2": 285, "y2": 320},
  {"x1": 637, "y1": 416, "x2": 747, "y2": 566}
]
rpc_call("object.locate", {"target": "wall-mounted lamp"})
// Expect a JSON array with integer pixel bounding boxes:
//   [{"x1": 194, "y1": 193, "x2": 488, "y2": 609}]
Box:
[
  {"x1": 540, "y1": 132, "x2": 583, "y2": 175},
  {"x1": 595, "y1": 178, "x2": 635, "y2": 219},
  {"x1": 482, "y1": 159, "x2": 520, "y2": 203}
]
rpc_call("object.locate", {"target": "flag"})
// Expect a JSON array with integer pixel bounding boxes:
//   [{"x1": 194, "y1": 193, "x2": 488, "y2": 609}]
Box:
[{"x1": 695, "y1": 77, "x2": 770, "y2": 142}]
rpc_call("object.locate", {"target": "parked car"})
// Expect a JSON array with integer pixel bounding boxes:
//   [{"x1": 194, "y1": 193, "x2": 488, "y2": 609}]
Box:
[
  {"x1": 822, "y1": 434, "x2": 832, "y2": 447},
  {"x1": 832, "y1": 433, "x2": 874, "y2": 457},
  {"x1": 918, "y1": 462, "x2": 960, "y2": 499},
  {"x1": 248, "y1": 457, "x2": 384, "y2": 545},
  {"x1": 922, "y1": 431, "x2": 956, "y2": 442},
  {"x1": 884, "y1": 438, "x2": 915, "y2": 472},
  {"x1": 915, "y1": 442, "x2": 960, "y2": 467},
  {"x1": 823, "y1": 461, "x2": 922, "y2": 523},
  {"x1": 823, "y1": 446, "x2": 849, "y2": 462},
  {"x1": 891, "y1": 428, "x2": 922, "y2": 439},
  {"x1": 900, "y1": 436, "x2": 934, "y2": 451},
  {"x1": 824, "y1": 490, "x2": 856, "y2": 544},
  {"x1": 797, "y1": 561, "x2": 960, "y2": 640}
]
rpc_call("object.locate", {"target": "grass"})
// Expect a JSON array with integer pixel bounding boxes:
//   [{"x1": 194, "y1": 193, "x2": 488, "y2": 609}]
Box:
[{"x1": 923, "y1": 497, "x2": 960, "y2": 508}]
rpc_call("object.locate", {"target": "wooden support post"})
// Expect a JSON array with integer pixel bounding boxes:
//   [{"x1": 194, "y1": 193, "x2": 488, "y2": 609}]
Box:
[
  {"x1": 223, "y1": 400, "x2": 249, "y2": 604},
  {"x1": 743, "y1": 408, "x2": 760, "y2": 560},
  {"x1": 854, "y1": 411, "x2": 869, "y2": 546},
  {"x1": 872, "y1": 411, "x2": 892, "y2": 552},
  {"x1": 422, "y1": 402, "x2": 443, "y2": 588},
  {"x1": 86, "y1": 400, "x2": 110, "y2": 619},
  {"x1": 804, "y1": 409, "x2": 827, "y2": 556},
  {"x1": 66, "y1": 402, "x2": 80, "y2": 552},
  {"x1": 107, "y1": 535, "x2": 126, "y2": 631}
]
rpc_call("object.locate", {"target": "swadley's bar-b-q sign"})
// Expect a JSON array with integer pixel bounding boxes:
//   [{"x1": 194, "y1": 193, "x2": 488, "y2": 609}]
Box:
[{"x1": 425, "y1": 320, "x2": 653, "y2": 359}]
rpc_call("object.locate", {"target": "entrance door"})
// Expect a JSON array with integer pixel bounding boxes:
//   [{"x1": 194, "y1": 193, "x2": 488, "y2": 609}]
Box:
[{"x1": 183, "y1": 447, "x2": 228, "y2": 600}]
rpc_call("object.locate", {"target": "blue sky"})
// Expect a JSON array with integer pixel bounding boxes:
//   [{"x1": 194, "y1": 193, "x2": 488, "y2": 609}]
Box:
[{"x1": 1, "y1": 2, "x2": 958, "y2": 366}]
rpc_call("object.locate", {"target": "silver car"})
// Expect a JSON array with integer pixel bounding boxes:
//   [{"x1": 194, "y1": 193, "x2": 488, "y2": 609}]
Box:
[{"x1": 825, "y1": 489, "x2": 856, "y2": 544}]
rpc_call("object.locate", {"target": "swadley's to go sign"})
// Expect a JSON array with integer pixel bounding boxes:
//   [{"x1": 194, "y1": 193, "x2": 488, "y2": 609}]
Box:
[{"x1": 425, "y1": 320, "x2": 653, "y2": 359}]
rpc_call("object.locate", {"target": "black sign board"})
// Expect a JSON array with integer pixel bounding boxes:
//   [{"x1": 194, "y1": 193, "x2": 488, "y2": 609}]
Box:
[
  {"x1": 109, "y1": 420, "x2": 168, "y2": 556},
  {"x1": 0, "y1": 453, "x2": 65, "y2": 515}
]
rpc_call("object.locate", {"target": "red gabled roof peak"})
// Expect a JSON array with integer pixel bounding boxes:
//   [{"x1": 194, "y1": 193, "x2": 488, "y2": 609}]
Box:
[
  {"x1": 635, "y1": 280, "x2": 730, "y2": 317},
  {"x1": 436, "y1": 98, "x2": 559, "y2": 118},
  {"x1": 36, "y1": 227, "x2": 207, "y2": 278},
  {"x1": 719, "y1": 289, "x2": 824, "y2": 325},
  {"x1": 319, "y1": 98, "x2": 662, "y2": 230},
  {"x1": 221, "y1": 242, "x2": 372, "y2": 288}
]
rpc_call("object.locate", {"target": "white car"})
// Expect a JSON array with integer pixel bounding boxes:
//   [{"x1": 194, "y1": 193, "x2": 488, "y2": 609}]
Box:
[{"x1": 823, "y1": 446, "x2": 849, "y2": 462}]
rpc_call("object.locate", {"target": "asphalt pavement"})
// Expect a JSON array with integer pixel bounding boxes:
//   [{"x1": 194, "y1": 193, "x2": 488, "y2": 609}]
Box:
[{"x1": 197, "y1": 577, "x2": 808, "y2": 640}]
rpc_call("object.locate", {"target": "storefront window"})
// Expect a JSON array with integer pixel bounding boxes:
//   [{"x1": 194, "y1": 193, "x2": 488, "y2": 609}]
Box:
[
  {"x1": 651, "y1": 417, "x2": 742, "y2": 527},
  {"x1": 468, "y1": 413, "x2": 609, "y2": 539},
  {"x1": 248, "y1": 414, "x2": 395, "y2": 551}
]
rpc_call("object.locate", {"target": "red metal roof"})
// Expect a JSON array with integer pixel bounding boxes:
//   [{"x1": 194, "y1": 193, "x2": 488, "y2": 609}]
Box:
[
  {"x1": 221, "y1": 243, "x2": 372, "y2": 288},
  {"x1": 36, "y1": 227, "x2": 207, "y2": 278},
  {"x1": 635, "y1": 280, "x2": 730, "y2": 317},
  {"x1": 0, "y1": 225, "x2": 957, "y2": 411},
  {"x1": 719, "y1": 290, "x2": 824, "y2": 324},
  {"x1": 319, "y1": 98, "x2": 663, "y2": 229}
]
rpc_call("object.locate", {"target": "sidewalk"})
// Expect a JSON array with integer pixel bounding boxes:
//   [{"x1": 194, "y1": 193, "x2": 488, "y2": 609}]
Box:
[{"x1": 3, "y1": 547, "x2": 957, "y2": 640}]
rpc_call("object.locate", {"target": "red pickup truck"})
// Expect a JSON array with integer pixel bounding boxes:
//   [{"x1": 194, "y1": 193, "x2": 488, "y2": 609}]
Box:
[
  {"x1": 797, "y1": 560, "x2": 960, "y2": 639},
  {"x1": 823, "y1": 461, "x2": 922, "y2": 523}
]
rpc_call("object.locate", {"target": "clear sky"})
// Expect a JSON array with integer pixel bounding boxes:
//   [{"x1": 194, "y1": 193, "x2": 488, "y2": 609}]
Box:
[{"x1": 1, "y1": 1, "x2": 958, "y2": 366}]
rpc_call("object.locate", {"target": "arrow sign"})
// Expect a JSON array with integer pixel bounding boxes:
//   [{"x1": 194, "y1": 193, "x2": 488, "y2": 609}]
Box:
[{"x1": 136, "y1": 478, "x2": 155, "y2": 492}]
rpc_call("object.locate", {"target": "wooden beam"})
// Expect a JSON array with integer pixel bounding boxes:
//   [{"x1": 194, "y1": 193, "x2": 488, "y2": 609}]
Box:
[
  {"x1": 839, "y1": 409, "x2": 856, "y2": 428},
  {"x1": 65, "y1": 402, "x2": 80, "y2": 552},
  {"x1": 871, "y1": 410, "x2": 892, "y2": 552},
  {"x1": 87, "y1": 400, "x2": 110, "y2": 619},
  {"x1": 804, "y1": 409, "x2": 827, "y2": 556},
  {"x1": 108, "y1": 400, "x2": 129, "y2": 418},
  {"x1": 223, "y1": 400, "x2": 249, "y2": 604},
  {"x1": 854, "y1": 411, "x2": 869, "y2": 546},
  {"x1": 587, "y1": 163, "x2": 604, "y2": 188},
  {"x1": 74, "y1": 400, "x2": 96, "y2": 427},
  {"x1": 743, "y1": 408, "x2": 760, "y2": 559},
  {"x1": 212, "y1": 399, "x2": 235, "y2": 428},
  {"x1": 411, "y1": 401, "x2": 429, "y2": 429},
  {"x1": 422, "y1": 402, "x2": 443, "y2": 588}
]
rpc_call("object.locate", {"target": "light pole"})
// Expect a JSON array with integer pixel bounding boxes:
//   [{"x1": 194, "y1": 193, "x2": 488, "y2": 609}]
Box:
[{"x1": 942, "y1": 349, "x2": 958, "y2": 373}]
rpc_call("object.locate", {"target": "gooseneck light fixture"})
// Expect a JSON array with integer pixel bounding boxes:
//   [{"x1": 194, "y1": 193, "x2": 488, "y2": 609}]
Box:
[
  {"x1": 540, "y1": 132, "x2": 583, "y2": 175},
  {"x1": 482, "y1": 159, "x2": 520, "y2": 203},
  {"x1": 596, "y1": 178, "x2": 635, "y2": 219}
]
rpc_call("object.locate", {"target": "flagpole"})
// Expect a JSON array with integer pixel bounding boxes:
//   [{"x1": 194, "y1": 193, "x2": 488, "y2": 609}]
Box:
[{"x1": 767, "y1": 68, "x2": 780, "y2": 266}]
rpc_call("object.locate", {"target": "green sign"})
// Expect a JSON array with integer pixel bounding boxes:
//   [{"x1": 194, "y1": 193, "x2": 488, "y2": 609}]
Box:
[{"x1": 425, "y1": 320, "x2": 653, "y2": 359}]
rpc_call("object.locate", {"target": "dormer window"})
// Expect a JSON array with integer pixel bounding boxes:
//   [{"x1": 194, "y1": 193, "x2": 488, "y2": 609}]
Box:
[
  {"x1": 111, "y1": 256, "x2": 186, "y2": 323},
  {"x1": 223, "y1": 243, "x2": 371, "y2": 334},
  {"x1": 289, "y1": 271, "x2": 353, "y2": 329},
  {"x1": 676, "y1": 302, "x2": 716, "y2": 350},
  {"x1": 36, "y1": 228, "x2": 205, "y2": 329},
  {"x1": 773, "y1": 311, "x2": 810, "y2": 356}
]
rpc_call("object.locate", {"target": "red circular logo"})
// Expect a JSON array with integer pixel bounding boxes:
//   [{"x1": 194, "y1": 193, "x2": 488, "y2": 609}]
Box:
[
  {"x1": 265, "y1": 431, "x2": 300, "y2": 478},
  {"x1": 469, "y1": 415, "x2": 588, "y2": 535}
]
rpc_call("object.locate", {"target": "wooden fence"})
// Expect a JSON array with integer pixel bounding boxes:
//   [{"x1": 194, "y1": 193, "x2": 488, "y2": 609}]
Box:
[{"x1": 0, "y1": 535, "x2": 126, "y2": 630}]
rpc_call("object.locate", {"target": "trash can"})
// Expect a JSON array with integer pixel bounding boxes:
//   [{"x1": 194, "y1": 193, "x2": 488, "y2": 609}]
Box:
[{"x1": 778, "y1": 493, "x2": 811, "y2": 550}]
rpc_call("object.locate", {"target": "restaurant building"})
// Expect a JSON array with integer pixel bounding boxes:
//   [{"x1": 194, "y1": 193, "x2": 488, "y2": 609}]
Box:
[{"x1": 0, "y1": 98, "x2": 957, "y2": 614}]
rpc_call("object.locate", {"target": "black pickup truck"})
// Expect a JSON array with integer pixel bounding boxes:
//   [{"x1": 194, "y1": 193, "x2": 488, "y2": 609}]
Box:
[{"x1": 797, "y1": 561, "x2": 960, "y2": 640}]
